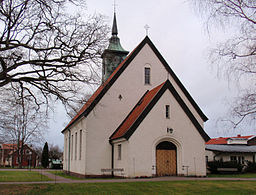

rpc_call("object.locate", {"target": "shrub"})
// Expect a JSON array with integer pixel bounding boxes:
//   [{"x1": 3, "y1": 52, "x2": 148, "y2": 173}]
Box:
[
  {"x1": 244, "y1": 162, "x2": 256, "y2": 173},
  {"x1": 207, "y1": 161, "x2": 243, "y2": 173}
]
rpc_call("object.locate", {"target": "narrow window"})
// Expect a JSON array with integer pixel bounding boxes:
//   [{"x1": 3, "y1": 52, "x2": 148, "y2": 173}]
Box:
[
  {"x1": 144, "y1": 67, "x2": 150, "y2": 85},
  {"x1": 71, "y1": 135, "x2": 73, "y2": 160},
  {"x1": 118, "y1": 144, "x2": 121, "y2": 160},
  {"x1": 75, "y1": 132, "x2": 77, "y2": 160},
  {"x1": 79, "y1": 130, "x2": 82, "y2": 160},
  {"x1": 166, "y1": 105, "x2": 170, "y2": 119},
  {"x1": 65, "y1": 138, "x2": 68, "y2": 160}
]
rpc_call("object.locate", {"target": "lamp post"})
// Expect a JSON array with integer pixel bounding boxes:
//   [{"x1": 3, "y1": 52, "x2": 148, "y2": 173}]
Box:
[{"x1": 29, "y1": 151, "x2": 32, "y2": 171}]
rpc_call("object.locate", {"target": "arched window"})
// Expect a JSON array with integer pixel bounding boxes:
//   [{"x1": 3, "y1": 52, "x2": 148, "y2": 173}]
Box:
[
  {"x1": 156, "y1": 141, "x2": 176, "y2": 150},
  {"x1": 166, "y1": 105, "x2": 170, "y2": 119},
  {"x1": 144, "y1": 67, "x2": 151, "y2": 85}
]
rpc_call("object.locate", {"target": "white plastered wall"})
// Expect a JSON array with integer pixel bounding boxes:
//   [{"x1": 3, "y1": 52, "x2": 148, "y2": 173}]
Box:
[
  {"x1": 124, "y1": 90, "x2": 206, "y2": 177},
  {"x1": 63, "y1": 42, "x2": 207, "y2": 176},
  {"x1": 63, "y1": 118, "x2": 87, "y2": 175}
]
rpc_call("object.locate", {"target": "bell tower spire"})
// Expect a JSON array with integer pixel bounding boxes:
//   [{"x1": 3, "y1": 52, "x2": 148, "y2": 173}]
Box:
[
  {"x1": 101, "y1": 11, "x2": 129, "y2": 82},
  {"x1": 112, "y1": 12, "x2": 118, "y2": 36}
]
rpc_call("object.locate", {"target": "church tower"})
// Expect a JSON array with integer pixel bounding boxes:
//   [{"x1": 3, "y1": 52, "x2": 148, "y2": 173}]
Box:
[{"x1": 101, "y1": 13, "x2": 129, "y2": 82}]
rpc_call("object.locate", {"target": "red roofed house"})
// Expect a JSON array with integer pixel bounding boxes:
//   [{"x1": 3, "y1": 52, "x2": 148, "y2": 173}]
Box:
[
  {"x1": 0, "y1": 143, "x2": 38, "y2": 167},
  {"x1": 206, "y1": 135, "x2": 256, "y2": 164},
  {"x1": 62, "y1": 13, "x2": 210, "y2": 177}
]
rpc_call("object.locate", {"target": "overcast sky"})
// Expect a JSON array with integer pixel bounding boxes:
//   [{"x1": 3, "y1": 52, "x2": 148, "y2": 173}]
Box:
[{"x1": 46, "y1": 0, "x2": 254, "y2": 148}]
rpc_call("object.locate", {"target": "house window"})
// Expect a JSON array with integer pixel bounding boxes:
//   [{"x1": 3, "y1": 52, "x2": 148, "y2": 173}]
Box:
[
  {"x1": 166, "y1": 105, "x2": 170, "y2": 119},
  {"x1": 79, "y1": 130, "x2": 82, "y2": 160},
  {"x1": 144, "y1": 67, "x2": 150, "y2": 85},
  {"x1": 65, "y1": 138, "x2": 68, "y2": 160},
  {"x1": 75, "y1": 132, "x2": 77, "y2": 160},
  {"x1": 118, "y1": 144, "x2": 121, "y2": 160}
]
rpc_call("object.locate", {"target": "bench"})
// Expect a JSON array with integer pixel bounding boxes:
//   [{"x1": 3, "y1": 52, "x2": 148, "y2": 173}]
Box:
[
  {"x1": 217, "y1": 168, "x2": 238, "y2": 172},
  {"x1": 101, "y1": 168, "x2": 124, "y2": 175}
]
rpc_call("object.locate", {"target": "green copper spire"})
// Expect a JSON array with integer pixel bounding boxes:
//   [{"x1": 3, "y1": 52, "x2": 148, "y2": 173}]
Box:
[
  {"x1": 101, "y1": 12, "x2": 129, "y2": 82},
  {"x1": 112, "y1": 13, "x2": 118, "y2": 35},
  {"x1": 107, "y1": 13, "x2": 127, "y2": 52}
]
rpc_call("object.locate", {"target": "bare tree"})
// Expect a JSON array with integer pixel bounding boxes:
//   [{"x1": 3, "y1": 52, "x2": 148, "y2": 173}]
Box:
[
  {"x1": 48, "y1": 144, "x2": 63, "y2": 160},
  {"x1": 67, "y1": 93, "x2": 92, "y2": 118},
  {"x1": 0, "y1": 88, "x2": 48, "y2": 168},
  {"x1": 192, "y1": 0, "x2": 256, "y2": 127},
  {"x1": 0, "y1": 0, "x2": 108, "y2": 110}
]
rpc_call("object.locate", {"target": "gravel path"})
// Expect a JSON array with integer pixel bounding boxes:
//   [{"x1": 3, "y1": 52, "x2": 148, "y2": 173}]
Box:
[{"x1": 0, "y1": 169, "x2": 256, "y2": 185}]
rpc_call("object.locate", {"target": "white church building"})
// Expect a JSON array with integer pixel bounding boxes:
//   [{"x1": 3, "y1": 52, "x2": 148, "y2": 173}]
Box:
[{"x1": 62, "y1": 13, "x2": 210, "y2": 177}]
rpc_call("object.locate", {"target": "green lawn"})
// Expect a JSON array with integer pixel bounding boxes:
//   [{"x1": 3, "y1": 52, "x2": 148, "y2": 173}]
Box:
[
  {"x1": 0, "y1": 171, "x2": 51, "y2": 182},
  {"x1": 208, "y1": 173, "x2": 256, "y2": 178},
  {"x1": 47, "y1": 170, "x2": 85, "y2": 180},
  {"x1": 0, "y1": 181, "x2": 256, "y2": 194},
  {"x1": 47, "y1": 170, "x2": 117, "y2": 180}
]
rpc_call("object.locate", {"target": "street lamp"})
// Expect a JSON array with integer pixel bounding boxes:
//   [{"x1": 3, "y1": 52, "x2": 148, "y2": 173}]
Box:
[{"x1": 29, "y1": 151, "x2": 32, "y2": 171}]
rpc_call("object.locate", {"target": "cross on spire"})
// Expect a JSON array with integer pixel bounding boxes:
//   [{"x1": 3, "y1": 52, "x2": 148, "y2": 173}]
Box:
[{"x1": 144, "y1": 24, "x2": 150, "y2": 36}]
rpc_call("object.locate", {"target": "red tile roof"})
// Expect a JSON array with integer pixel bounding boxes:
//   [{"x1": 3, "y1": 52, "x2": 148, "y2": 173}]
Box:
[
  {"x1": 1, "y1": 144, "x2": 17, "y2": 150},
  {"x1": 110, "y1": 82, "x2": 165, "y2": 140},
  {"x1": 63, "y1": 46, "x2": 138, "y2": 131},
  {"x1": 1, "y1": 141, "x2": 23, "y2": 150},
  {"x1": 206, "y1": 135, "x2": 254, "y2": 145}
]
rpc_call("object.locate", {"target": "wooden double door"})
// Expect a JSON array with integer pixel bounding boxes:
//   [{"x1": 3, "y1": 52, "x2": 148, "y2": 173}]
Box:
[{"x1": 156, "y1": 141, "x2": 177, "y2": 176}]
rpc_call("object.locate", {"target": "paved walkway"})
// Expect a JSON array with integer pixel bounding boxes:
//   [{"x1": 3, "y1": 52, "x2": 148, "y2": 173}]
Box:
[{"x1": 0, "y1": 169, "x2": 256, "y2": 185}]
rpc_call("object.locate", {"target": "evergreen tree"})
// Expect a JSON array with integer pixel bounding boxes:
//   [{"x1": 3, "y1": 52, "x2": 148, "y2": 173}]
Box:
[{"x1": 41, "y1": 142, "x2": 49, "y2": 168}]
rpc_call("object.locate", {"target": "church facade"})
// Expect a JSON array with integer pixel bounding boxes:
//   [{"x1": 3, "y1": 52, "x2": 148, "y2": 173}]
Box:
[{"x1": 62, "y1": 14, "x2": 210, "y2": 177}]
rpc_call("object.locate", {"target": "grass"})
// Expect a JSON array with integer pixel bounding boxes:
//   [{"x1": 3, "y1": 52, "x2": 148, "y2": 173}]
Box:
[
  {"x1": 47, "y1": 170, "x2": 118, "y2": 180},
  {"x1": 208, "y1": 173, "x2": 256, "y2": 178},
  {"x1": 47, "y1": 170, "x2": 85, "y2": 180},
  {"x1": 0, "y1": 181, "x2": 256, "y2": 194},
  {"x1": 0, "y1": 171, "x2": 51, "y2": 182}
]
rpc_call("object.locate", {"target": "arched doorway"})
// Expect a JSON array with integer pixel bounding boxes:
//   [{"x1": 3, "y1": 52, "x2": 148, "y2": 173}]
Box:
[{"x1": 156, "y1": 141, "x2": 177, "y2": 176}]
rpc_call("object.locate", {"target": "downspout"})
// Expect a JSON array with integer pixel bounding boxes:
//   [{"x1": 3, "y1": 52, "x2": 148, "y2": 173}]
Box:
[
  {"x1": 68, "y1": 129, "x2": 71, "y2": 174},
  {"x1": 110, "y1": 141, "x2": 114, "y2": 178}
]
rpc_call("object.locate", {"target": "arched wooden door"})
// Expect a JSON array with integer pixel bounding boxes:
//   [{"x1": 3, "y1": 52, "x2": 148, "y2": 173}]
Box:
[{"x1": 156, "y1": 141, "x2": 177, "y2": 176}]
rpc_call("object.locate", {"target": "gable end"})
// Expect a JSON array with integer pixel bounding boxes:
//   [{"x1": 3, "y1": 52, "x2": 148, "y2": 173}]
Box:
[
  {"x1": 110, "y1": 80, "x2": 210, "y2": 142},
  {"x1": 62, "y1": 36, "x2": 208, "y2": 133}
]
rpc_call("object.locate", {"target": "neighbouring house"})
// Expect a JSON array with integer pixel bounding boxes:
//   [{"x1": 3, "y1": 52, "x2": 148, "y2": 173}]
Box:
[
  {"x1": 205, "y1": 135, "x2": 256, "y2": 165},
  {"x1": 62, "y1": 13, "x2": 210, "y2": 177},
  {"x1": 0, "y1": 143, "x2": 39, "y2": 167}
]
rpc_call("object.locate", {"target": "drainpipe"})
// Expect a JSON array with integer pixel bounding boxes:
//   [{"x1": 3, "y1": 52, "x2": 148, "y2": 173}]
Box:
[
  {"x1": 110, "y1": 141, "x2": 114, "y2": 178},
  {"x1": 68, "y1": 129, "x2": 71, "y2": 174}
]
